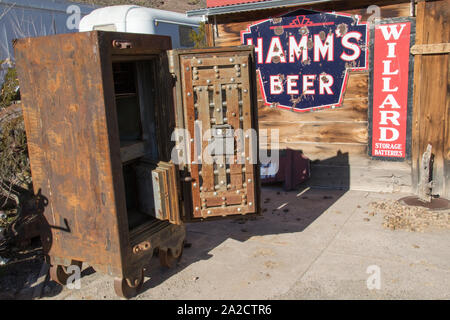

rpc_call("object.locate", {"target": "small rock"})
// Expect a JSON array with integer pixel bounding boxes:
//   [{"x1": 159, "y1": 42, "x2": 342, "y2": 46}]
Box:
[
  {"x1": 357, "y1": 205, "x2": 361, "y2": 208},
  {"x1": 363, "y1": 218, "x2": 370, "y2": 222},
  {"x1": 283, "y1": 209, "x2": 289, "y2": 213},
  {"x1": 194, "y1": 276, "x2": 199, "y2": 281},
  {"x1": 412, "y1": 244, "x2": 420, "y2": 249},
  {"x1": 241, "y1": 228, "x2": 248, "y2": 232}
]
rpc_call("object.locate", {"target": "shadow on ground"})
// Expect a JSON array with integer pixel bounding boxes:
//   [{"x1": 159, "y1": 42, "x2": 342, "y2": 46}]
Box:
[
  {"x1": 139, "y1": 185, "x2": 348, "y2": 294},
  {"x1": 0, "y1": 240, "x2": 63, "y2": 300},
  {"x1": 2, "y1": 151, "x2": 352, "y2": 298}
]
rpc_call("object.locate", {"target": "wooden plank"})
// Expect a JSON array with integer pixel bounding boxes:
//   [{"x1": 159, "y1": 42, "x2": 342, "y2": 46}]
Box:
[
  {"x1": 262, "y1": 142, "x2": 367, "y2": 162},
  {"x1": 226, "y1": 83, "x2": 243, "y2": 190},
  {"x1": 419, "y1": 54, "x2": 448, "y2": 197},
  {"x1": 259, "y1": 97, "x2": 368, "y2": 122},
  {"x1": 411, "y1": 0, "x2": 426, "y2": 193},
  {"x1": 411, "y1": 43, "x2": 450, "y2": 55},
  {"x1": 215, "y1": 21, "x2": 250, "y2": 46},
  {"x1": 213, "y1": 83, "x2": 228, "y2": 191},
  {"x1": 213, "y1": 2, "x2": 411, "y2": 45},
  {"x1": 205, "y1": 22, "x2": 215, "y2": 47},
  {"x1": 205, "y1": 194, "x2": 242, "y2": 207},
  {"x1": 412, "y1": 0, "x2": 450, "y2": 198},
  {"x1": 180, "y1": 59, "x2": 202, "y2": 216},
  {"x1": 240, "y1": 57, "x2": 257, "y2": 211},
  {"x1": 445, "y1": 55, "x2": 450, "y2": 199},
  {"x1": 120, "y1": 141, "x2": 147, "y2": 162},
  {"x1": 259, "y1": 121, "x2": 368, "y2": 144},
  {"x1": 335, "y1": 1, "x2": 411, "y2": 21},
  {"x1": 197, "y1": 86, "x2": 215, "y2": 192},
  {"x1": 342, "y1": 73, "x2": 369, "y2": 99}
]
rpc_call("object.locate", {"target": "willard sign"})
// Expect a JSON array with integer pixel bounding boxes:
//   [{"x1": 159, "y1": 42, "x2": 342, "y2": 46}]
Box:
[
  {"x1": 241, "y1": 10, "x2": 368, "y2": 112},
  {"x1": 369, "y1": 19, "x2": 414, "y2": 160}
]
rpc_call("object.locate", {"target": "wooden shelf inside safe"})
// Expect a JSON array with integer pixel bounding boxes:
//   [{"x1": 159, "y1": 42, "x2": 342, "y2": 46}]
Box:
[{"x1": 120, "y1": 140, "x2": 148, "y2": 162}]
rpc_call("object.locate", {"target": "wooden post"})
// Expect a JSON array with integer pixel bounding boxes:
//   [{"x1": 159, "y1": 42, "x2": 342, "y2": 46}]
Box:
[
  {"x1": 418, "y1": 144, "x2": 432, "y2": 202},
  {"x1": 411, "y1": 0, "x2": 450, "y2": 199}
]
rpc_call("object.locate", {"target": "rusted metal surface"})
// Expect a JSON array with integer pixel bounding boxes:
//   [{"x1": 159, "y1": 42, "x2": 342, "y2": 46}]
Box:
[
  {"x1": 15, "y1": 32, "x2": 124, "y2": 277},
  {"x1": 170, "y1": 47, "x2": 260, "y2": 220},
  {"x1": 14, "y1": 32, "x2": 184, "y2": 289},
  {"x1": 14, "y1": 31, "x2": 260, "y2": 297}
]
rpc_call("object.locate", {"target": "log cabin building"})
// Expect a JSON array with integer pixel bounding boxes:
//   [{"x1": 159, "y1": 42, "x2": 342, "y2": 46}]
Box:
[{"x1": 187, "y1": 0, "x2": 449, "y2": 199}]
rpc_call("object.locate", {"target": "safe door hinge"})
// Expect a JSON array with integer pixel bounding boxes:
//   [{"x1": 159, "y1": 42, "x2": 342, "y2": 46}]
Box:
[{"x1": 167, "y1": 50, "x2": 176, "y2": 75}]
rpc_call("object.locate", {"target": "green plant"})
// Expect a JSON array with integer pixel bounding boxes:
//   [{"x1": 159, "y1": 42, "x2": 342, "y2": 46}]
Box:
[
  {"x1": 0, "y1": 115, "x2": 31, "y2": 197},
  {"x1": 189, "y1": 21, "x2": 208, "y2": 48},
  {"x1": 0, "y1": 62, "x2": 20, "y2": 111},
  {"x1": 0, "y1": 63, "x2": 31, "y2": 257},
  {"x1": 0, "y1": 62, "x2": 31, "y2": 209}
]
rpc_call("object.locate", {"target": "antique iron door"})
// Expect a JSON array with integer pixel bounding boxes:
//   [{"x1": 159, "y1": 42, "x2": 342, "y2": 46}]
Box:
[{"x1": 171, "y1": 47, "x2": 259, "y2": 220}]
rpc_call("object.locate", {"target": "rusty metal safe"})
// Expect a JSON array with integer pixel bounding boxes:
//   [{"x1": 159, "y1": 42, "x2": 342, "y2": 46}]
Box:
[{"x1": 14, "y1": 31, "x2": 260, "y2": 298}]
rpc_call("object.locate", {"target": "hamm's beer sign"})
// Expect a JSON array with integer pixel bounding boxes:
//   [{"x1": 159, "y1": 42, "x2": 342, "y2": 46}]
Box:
[{"x1": 241, "y1": 10, "x2": 368, "y2": 111}]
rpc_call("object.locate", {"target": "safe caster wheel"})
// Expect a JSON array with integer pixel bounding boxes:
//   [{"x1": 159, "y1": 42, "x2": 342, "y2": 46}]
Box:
[
  {"x1": 159, "y1": 245, "x2": 183, "y2": 268},
  {"x1": 114, "y1": 269, "x2": 144, "y2": 299}
]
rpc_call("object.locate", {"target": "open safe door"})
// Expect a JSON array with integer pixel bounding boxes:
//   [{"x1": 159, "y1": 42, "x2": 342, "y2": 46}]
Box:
[{"x1": 166, "y1": 46, "x2": 260, "y2": 222}]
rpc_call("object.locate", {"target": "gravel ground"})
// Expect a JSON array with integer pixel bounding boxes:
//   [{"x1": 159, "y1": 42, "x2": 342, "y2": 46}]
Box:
[{"x1": 369, "y1": 200, "x2": 450, "y2": 232}]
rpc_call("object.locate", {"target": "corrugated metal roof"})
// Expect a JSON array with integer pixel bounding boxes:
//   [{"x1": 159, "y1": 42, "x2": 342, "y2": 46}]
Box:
[
  {"x1": 187, "y1": 0, "x2": 333, "y2": 16},
  {"x1": 206, "y1": 0, "x2": 267, "y2": 8}
]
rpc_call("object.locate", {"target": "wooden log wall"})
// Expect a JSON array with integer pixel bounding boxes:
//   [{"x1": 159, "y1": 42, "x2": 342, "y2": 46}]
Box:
[
  {"x1": 412, "y1": 0, "x2": 450, "y2": 198},
  {"x1": 205, "y1": 0, "x2": 415, "y2": 191}
]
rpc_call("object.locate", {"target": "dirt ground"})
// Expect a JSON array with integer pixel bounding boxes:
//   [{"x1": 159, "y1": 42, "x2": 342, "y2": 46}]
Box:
[{"x1": 1, "y1": 186, "x2": 449, "y2": 300}]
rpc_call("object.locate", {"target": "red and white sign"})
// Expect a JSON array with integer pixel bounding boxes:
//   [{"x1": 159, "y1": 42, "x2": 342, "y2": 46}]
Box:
[{"x1": 371, "y1": 22, "x2": 411, "y2": 158}]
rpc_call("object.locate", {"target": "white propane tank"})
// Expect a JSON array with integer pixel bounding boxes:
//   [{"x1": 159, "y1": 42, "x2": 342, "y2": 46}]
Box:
[{"x1": 79, "y1": 5, "x2": 202, "y2": 48}]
